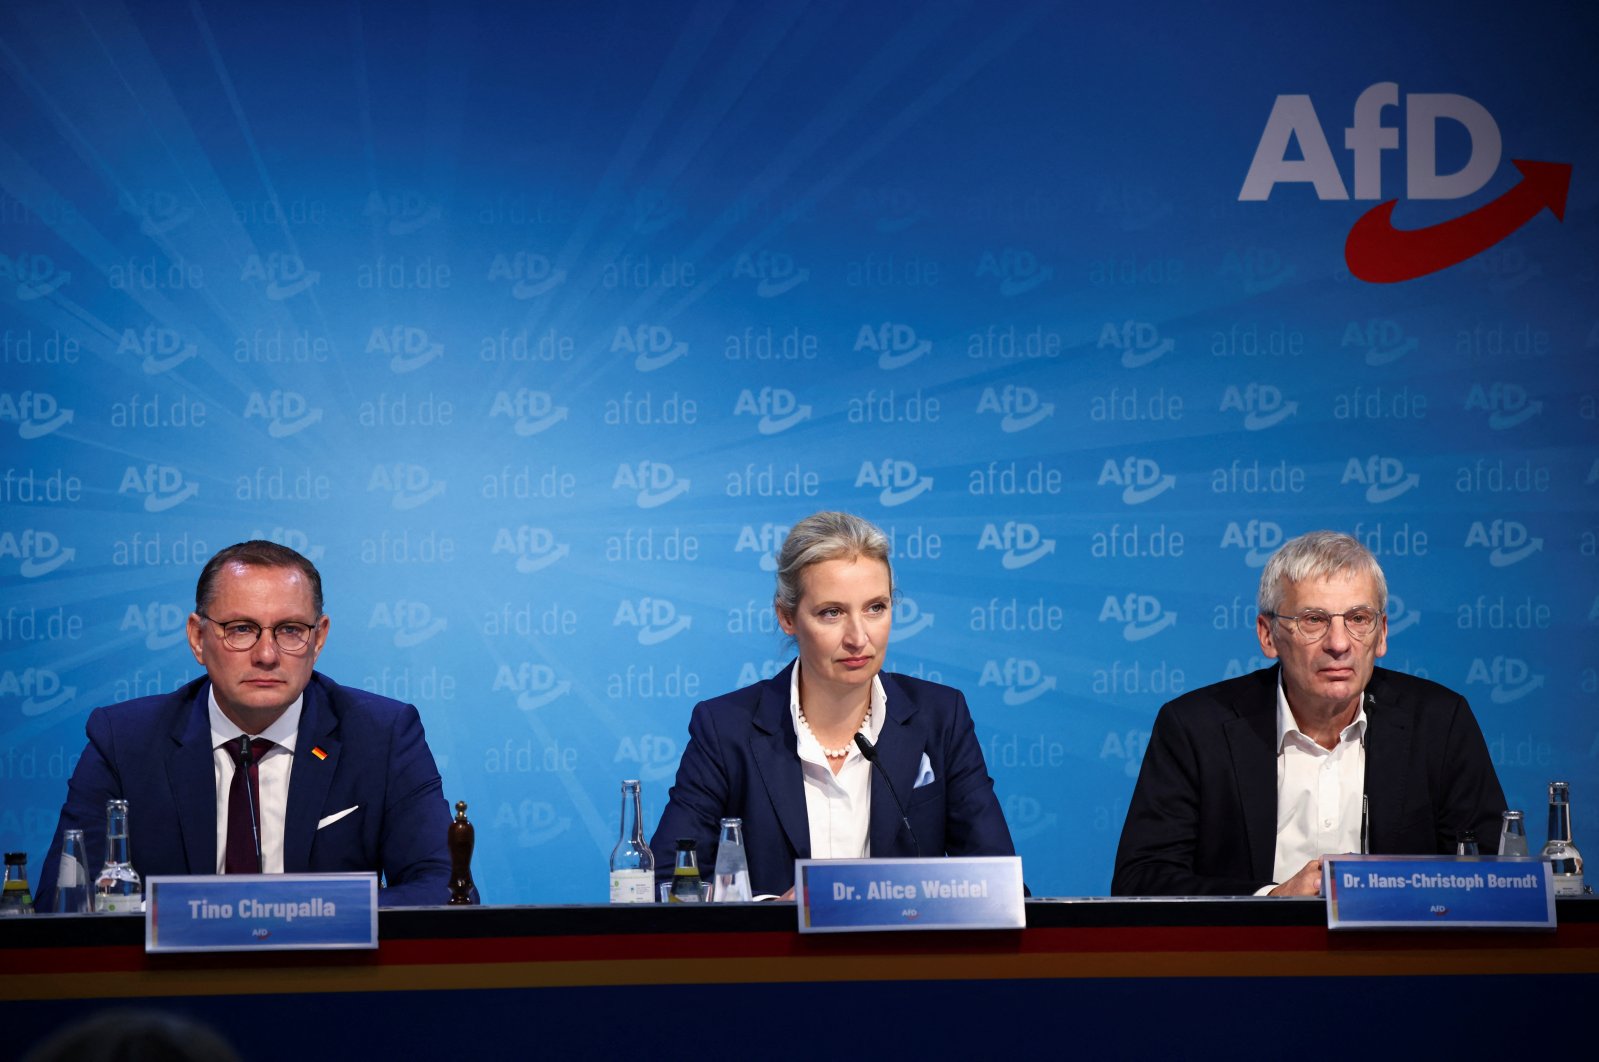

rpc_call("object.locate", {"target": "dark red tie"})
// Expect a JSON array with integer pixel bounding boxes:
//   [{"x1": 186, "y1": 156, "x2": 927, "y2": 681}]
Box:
[{"x1": 225, "y1": 737, "x2": 274, "y2": 874}]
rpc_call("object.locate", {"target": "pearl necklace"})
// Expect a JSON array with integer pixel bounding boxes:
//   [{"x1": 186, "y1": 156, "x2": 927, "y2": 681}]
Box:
[{"x1": 797, "y1": 703, "x2": 872, "y2": 759}]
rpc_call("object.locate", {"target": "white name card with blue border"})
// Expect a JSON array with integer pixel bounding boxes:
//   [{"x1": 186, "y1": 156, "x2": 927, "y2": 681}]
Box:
[
  {"x1": 145, "y1": 873, "x2": 379, "y2": 953},
  {"x1": 1323, "y1": 855, "x2": 1554, "y2": 931},
  {"x1": 796, "y1": 856, "x2": 1024, "y2": 933}
]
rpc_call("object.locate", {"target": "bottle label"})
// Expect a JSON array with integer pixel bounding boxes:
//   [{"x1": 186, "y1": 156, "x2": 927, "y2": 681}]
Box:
[{"x1": 609, "y1": 868, "x2": 654, "y2": 904}]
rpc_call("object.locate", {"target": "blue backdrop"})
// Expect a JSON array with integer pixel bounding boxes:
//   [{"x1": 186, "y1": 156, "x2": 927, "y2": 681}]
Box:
[{"x1": 2, "y1": 0, "x2": 1595, "y2": 902}]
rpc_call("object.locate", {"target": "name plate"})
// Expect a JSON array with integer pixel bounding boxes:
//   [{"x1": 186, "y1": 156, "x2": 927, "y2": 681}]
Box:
[
  {"x1": 796, "y1": 856, "x2": 1024, "y2": 933},
  {"x1": 145, "y1": 873, "x2": 379, "y2": 953},
  {"x1": 1324, "y1": 855, "x2": 1554, "y2": 930}
]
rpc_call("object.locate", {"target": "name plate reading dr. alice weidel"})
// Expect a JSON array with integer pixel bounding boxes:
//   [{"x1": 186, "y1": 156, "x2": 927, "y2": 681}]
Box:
[
  {"x1": 145, "y1": 873, "x2": 379, "y2": 953},
  {"x1": 1323, "y1": 855, "x2": 1554, "y2": 931},
  {"x1": 796, "y1": 856, "x2": 1025, "y2": 933}
]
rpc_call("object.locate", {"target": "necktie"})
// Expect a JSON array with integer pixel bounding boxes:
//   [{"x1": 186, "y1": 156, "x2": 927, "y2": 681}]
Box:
[{"x1": 225, "y1": 736, "x2": 274, "y2": 874}]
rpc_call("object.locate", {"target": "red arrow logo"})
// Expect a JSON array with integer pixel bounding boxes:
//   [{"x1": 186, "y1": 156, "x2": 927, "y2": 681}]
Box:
[{"x1": 1344, "y1": 159, "x2": 1571, "y2": 283}]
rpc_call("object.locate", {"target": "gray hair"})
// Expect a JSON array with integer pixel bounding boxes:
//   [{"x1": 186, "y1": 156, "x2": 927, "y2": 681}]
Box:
[
  {"x1": 1257, "y1": 530, "x2": 1387, "y2": 615},
  {"x1": 774, "y1": 511, "x2": 893, "y2": 617}
]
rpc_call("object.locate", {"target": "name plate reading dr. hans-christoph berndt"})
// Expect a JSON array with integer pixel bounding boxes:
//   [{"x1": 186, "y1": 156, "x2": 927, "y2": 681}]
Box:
[
  {"x1": 796, "y1": 856, "x2": 1025, "y2": 933},
  {"x1": 1323, "y1": 855, "x2": 1555, "y2": 931},
  {"x1": 145, "y1": 873, "x2": 379, "y2": 953}
]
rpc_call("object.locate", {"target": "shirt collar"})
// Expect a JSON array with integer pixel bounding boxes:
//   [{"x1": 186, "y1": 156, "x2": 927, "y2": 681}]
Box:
[
  {"x1": 788, "y1": 659, "x2": 887, "y2": 757},
  {"x1": 208, "y1": 685, "x2": 303, "y2": 753},
  {"x1": 1275, "y1": 671, "x2": 1367, "y2": 753}
]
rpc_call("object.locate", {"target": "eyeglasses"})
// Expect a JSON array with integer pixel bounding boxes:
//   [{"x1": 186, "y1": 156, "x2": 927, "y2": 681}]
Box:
[
  {"x1": 197, "y1": 612, "x2": 321, "y2": 653},
  {"x1": 1266, "y1": 607, "x2": 1384, "y2": 644}
]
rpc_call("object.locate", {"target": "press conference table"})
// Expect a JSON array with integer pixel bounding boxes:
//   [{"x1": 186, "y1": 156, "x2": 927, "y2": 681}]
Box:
[{"x1": 4, "y1": 897, "x2": 1596, "y2": 1060}]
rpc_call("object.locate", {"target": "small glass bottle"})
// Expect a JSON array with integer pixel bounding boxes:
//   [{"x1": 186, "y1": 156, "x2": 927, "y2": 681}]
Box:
[
  {"x1": 669, "y1": 838, "x2": 702, "y2": 903},
  {"x1": 94, "y1": 799, "x2": 141, "y2": 913},
  {"x1": 609, "y1": 780, "x2": 655, "y2": 904},
  {"x1": 53, "y1": 830, "x2": 91, "y2": 914},
  {"x1": 1, "y1": 852, "x2": 33, "y2": 915},
  {"x1": 1498, "y1": 810, "x2": 1528, "y2": 857},
  {"x1": 1542, "y1": 781, "x2": 1586, "y2": 896},
  {"x1": 1454, "y1": 830, "x2": 1478, "y2": 856},
  {"x1": 712, "y1": 818, "x2": 752, "y2": 902}
]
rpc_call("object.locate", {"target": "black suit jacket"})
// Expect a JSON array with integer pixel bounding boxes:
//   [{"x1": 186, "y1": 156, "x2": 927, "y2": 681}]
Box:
[{"x1": 1112, "y1": 665, "x2": 1507, "y2": 896}]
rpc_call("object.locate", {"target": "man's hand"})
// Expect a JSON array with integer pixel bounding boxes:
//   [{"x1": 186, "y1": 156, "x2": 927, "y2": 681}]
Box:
[{"x1": 1268, "y1": 858, "x2": 1323, "y2": 897}]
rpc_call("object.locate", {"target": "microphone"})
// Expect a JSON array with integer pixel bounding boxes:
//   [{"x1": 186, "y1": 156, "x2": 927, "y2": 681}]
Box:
[
  {"x1": 853, "y1": 732, "x2": 921, "y2": 857},
  {"x1": 237, "y1": 736, "x2": 264, "y2": 872}
]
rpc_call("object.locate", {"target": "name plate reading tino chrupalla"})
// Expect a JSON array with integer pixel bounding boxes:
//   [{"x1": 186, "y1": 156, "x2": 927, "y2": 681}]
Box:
[
  {"x1": 796, "y1": 856, "x2": 1025, "y2": 933},
  {"x1": 145, "y1": 873, "x2": 379, "y2": 953}
]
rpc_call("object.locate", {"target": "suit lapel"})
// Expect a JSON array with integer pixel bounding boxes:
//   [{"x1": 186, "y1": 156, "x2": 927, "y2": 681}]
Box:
[
  {"x1": 167, "y1": 682, "x2": 218, "y2": 874},
  {"x1": 868, "y1": 674, "x2": 922, "y2": 856},
  {"x1": 1361, "y1": 670, "x2": 1411, "y2": 852},
  {"x1": 283, "y1": 676, "x2": 339, "y2": 872},
  {"x1": 749, "y1": 667, "x2": 810, "y2": 860},
  {"x1": 1225, "y1": 667, "x2": 1280, "y2": 882}
]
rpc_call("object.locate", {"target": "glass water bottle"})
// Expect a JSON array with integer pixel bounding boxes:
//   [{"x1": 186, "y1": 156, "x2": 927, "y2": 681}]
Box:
[
  {"x1": 53, "y1": 829, "x2": 91, "y2": 914},
  {"x1": 1541, "y1": 781, "x2": 1586, "y2": 896},
  {"x1": 1497, "y1": 810, "x2": 1528, "y2": 857},
  {"x1": 712, "y1": 817, "x2": 752, "y2": 902},
  {"x1": 608, "y1": 780, "x2": 655, "y2": 904},
  {"x1": 0, "y1": 852, "x2": 32, "y2": 915},
  {"x1": 94, "y1": 799, "x2": 141, "y2": 913},
  {"x1": 669, "y1": 839, "x2": 702, "y2": 903}
]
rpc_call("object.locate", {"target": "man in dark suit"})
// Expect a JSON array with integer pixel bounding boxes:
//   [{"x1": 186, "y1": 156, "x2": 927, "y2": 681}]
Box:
[
  {"x1": 34, "y1": 541, "x2": 452, "y2": 909},
  {"x1": 1113, "y1": 531, "x2": 1506, "y2": 897}
]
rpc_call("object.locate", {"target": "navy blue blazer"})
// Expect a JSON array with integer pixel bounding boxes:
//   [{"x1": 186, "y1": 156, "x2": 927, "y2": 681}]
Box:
[
  {"x1": 650, "y1": 663, "x2": 1015, "y2": 896},
  {"x1": 1112, "y1": 665, "x2": 1507, "y2": 896},
  {"x1": 33, "y1": 672, "x2": 453, "y2": 908}
]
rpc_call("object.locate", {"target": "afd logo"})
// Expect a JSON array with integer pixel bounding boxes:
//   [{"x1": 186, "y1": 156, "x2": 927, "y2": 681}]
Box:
[
  {"x1": 1221, "y1": 520, "x2": 1285, "y2": 567},
  {"x1": 1, "y1": 530, "x2": 74, "y2": 577},
  {"x1": 612, "y1": 325, "x2": 688, "y2": 372},
  {"x1": 0, "y1": 253, "x2": 70, "y2": 299},
  {"x1": 2, "y1": 667, "x2": 76, "y2": 717},
  {"x1": 1099, "y1": 594, "x2": 1177, "y2": 641},
  {"x1": 118, "y1": 326, "x2": 197, "y2": 374},
  {"x1": 1223, "y1": 655, "x2": 1277, "y2": 679},
  {"x1": 1001, "y1": 794, "x2": 1058, "y2": 842},
  {"x1": 613, "y1": 461, "x2": 690, "y2": 508},
  {"x1": 492, "y1": 663, "x2": 571, "y2": 711},
  {"x1": 494, "y1": 800, "x2": 572, "y2": 848},
  {"x1": 855, "y1": 323, "x2": 932, "y2": 370},
  {"x1": 366, "y1": 326, "x2": 443, "y2": 373},
  {"x1": 368, "y1": 464, "x2": 446, "y2": 510},
  {"x1": 1098, "y1": 320, "x2": 1174, "y2": 368},
  {"x1": 889, "y1": 597, "x2": 934, "y2": 642},
  {"x1": 1464, "y1": 382, "x2": 1542, "y2": 429},
  {"x1": 976, "y1": 385, "x2": 1054, "y2": 432},
  {"x1": 978, "y1": 658, "x2": 1056, "y2": 706},
  {"x1": 1341, "y1": 456, "x2": 1420, "y2": 503},
  {"x1": 489, "y1": 389, "x2": 568, "y2": 435},
  {"x1": 1240, "y1": 82, "x2": 1570, "y2": 283},
  {"x1": 117, "y1": 464, "x2": 198, "y2": 513},
  {"x1": 248, "y1": 528, "x2": 325, "y2": 562},
  {"x1": 1098, "y1": 457, "x2": 1175, "y2": 505},
  {"x1": 1465, "y1": 656, "x2": 1543, "y2": 704},
  {"x1": 737, "y1": 660, "x2": 789, "y2": 687},
  {"x1": 1100, "y1": 729, "x2": 1150, "y2": 779},
  {"x1": 119, "y1": 603, "x2": 187, "y2": 651},
  {"x1": 488, "y1": 251, "x2": 566, "y2": 298},
  {"x1": 491, "y1": 526, "x2": 570, "y2": 573},
  {"x1": 977, "y1": 522, "x2": 1055, "y2": 570},
  {"x1": 1341, "y1": 319, "x2": 1417, "y2": 367},
  {"x1": 120, "y1": 190, "x2": 192, "y2": 236},
  {"x1": 241, "y1": 253, "x2": 318, "y2": 300},
  {"x1": 855, "y1": 459, "x2": 932, "y2": 506},
  {"x1": 1220, "y1": 384, "x2": 1297, "y2": 430},
  {"x1": 632, "y1": 188, "x2": 684, "y2": 234},
  {"x1": 368, "y1": 600, "x2": 447, "y2": 648},
  {"x1": 734, "y1": 250, "x2": 808, "y2": 297},
  {"x1": 1386, "y1": 593, "x2": 1420, "y2": 638},
  {"x1": 734, "y1": 387, "x2": 811, "y2": 435},
  {"x1": 615, "y1": 733, "x2": 680, "y2": 782},
  {"x1": 1465, "y1": 520, "x2": 1542, "y2": 567},
  {"x1": 363, "y1": 190, "x2": 441, "y2": 235},
  {"x1": 976, "y1": 248, "x2": 1052, "y2": 296},
  {"x1": 0, "y1": 391, "x2": 73, "y2": 439},
  {"x1": 244, "y1": 390, "x2": 322, "y2": 437},
  {"x1": 734, "y1": 523, "x2": 788, "y2": 572},
  {"x1": 614, "y1": 597, "x2": 692, "y2": 645}
]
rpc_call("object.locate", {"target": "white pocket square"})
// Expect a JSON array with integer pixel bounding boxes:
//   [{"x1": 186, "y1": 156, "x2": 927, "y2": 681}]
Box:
[
  {"x1": 913, "y1": 753, "x2": 935, "y2": 789},
  {"x1": 317, "y1": 806, "x2": 358, "y2": 830}
]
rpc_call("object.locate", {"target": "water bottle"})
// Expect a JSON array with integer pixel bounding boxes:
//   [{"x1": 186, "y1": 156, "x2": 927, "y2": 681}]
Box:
[
  {"x1": 1542, "y1": 781, "x2": 1586, "y2": 896},
  {"x1": 712, "y1": 817, "x2": 752, "y2": 902},
  {"x1": 1454, "y1": 830, "x2": 1478, "y2": 856},
  {"x1": 52, "y1": 830, "x2": 91, "y2": 914},
  {"x1": 608, "y1": 780, "x2": 655, "y2": 904},
  {"x1": 94, "y1": 799, "x2": 141, "y2": 913},
  {"x1": 668, "y1": 839, "x2": 702, "y2": 903},
  {"x1": 1497, "y1": 810, "x2": 1528, "y2": 857},
  {"x1": 0, "y1": 852, "x2": 32, "y2": 915}
]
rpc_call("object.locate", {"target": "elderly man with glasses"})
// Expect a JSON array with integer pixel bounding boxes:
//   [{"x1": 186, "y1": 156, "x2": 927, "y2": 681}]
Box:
[
  {"x1": 1112, "y1": 530, "x2": 1506, "y2": 897},
  {"x1": 33, "y1": 541, "x2": 454, "y2": 909}
]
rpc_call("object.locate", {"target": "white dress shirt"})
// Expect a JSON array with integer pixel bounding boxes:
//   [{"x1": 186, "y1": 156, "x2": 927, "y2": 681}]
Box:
[
  {"x1": 789, "y1": 661, "x2": 887, "y2": 860},
  {"x1": 209, "y1": 691, "x2": 302, "y2": 874},
  {"x1": 1268, "y1": 675, "x2": 1367, "y2": 888}
]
